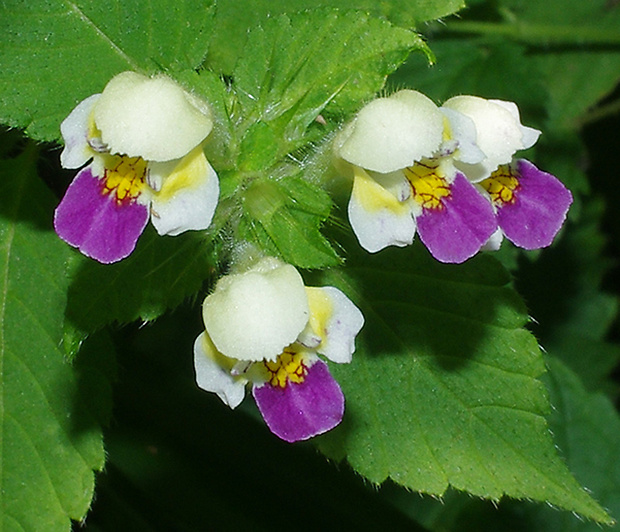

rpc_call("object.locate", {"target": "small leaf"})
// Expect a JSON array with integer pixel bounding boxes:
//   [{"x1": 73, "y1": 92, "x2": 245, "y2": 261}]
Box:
[
  {"x1": 238, "y1": 177, "x2": 340, "y2": 269},
  {"x1": 0, "y1": 143, "x2": 106, "y2": 529},
  {"x1": 233, "y1": 9, "x2": 428, "y2": 131},
  {"x1": 208, "y1": 0, "x2": 465, "y2": 73},
  {"x1": 314, "y1": 243, "x2": 611, "y2": 523},
  {"x1": 237, "y1": 122, "x2": 283, "y2": 172}
]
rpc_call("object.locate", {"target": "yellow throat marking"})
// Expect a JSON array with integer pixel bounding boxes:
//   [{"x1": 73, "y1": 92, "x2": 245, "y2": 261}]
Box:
[
  {"x1": 481, "y1": 165, "x2": 520, "y2": 206},
  {"x1": 263, "y1": 350, "x2": 308, "y2": 389},
  {"x1": 403, "y1": 161, "x2": 450, "y2": 210},
  {"x1": 103, "y1": 155, "x2": 147, "y2": 204}
]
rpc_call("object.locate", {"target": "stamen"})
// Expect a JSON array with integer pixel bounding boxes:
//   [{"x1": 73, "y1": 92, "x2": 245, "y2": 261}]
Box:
[{"x1": 88, "y1": 137, "x2": 109, "y2": 153}]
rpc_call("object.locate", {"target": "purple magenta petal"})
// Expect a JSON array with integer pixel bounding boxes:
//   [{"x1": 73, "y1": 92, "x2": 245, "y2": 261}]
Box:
[
  {"x1": 54, "y1": 166, "x2": 149, "y2": 263},
  {"x1": 497, "y1": 159, "x2": 573, "y2": 250},
  {"x1": 252, "y1": 360, "x2": 344, "y2": 443},
  {"x1": 417, "y1": 173, "x2": 497, "y2": 263}
]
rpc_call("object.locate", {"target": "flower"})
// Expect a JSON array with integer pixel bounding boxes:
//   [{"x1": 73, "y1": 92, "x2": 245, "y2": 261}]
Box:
[
  {"x1": 442, "y1": 96, "x2": 572, "y2": 249},
  {"x1": 193, "y1": 257, "x2": 364, "y2": 442},
  {"x1": 54, "y1": 71, "x2": 219, "y2": 263},
  {"x1": 335, "y1": 90, "x2": 496, "y2": 263}
]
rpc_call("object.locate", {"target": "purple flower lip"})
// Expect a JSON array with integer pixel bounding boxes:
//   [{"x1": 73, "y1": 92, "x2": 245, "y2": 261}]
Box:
[
  {"x1": 415, "y1": 173, "x2": 497, "y2": 263},
  {"x1": 253, "y1": 360, "x2": 345, "y2": 443},
  {"x1": 482, "y1": 160, "x2": 573, "y2": 250},
  {"x1": 53, "y1": 167, "x2": 149, "y2": 264}
]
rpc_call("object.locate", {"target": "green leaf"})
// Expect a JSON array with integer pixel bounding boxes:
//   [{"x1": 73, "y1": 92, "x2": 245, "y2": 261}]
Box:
[
  {"x1": 406, "y1": 356, "x2": 620, "y2": 530},
  {"x1": 510, "y1": 0, "x2": 620, "y2": 130},
  {"x1": 443, "y1": 0, "x2": 620, "y2": 130},
  {"x1": 0, "y1": 144, "x2": 106, "y2": 529},
  {"x1": 238, "y1": 177, "x2": 340, "y2": 269},
  {"x1": 64, "y1": 228, "x2": 217, "y2": 341},
  {"x1": 0, "y1": 0, "x2": 215, "y2": 142},
  {"x1": 237, "y1": 122, "x2": 284, "y2": 173},
  {"x1": 208, "y1": 0, "x2": 465, "y2": 73},
  {"x1": 233, "y1": 9, "x2": 428, "y2": 129},
  {"x1": 314, "y1": 244, "x2": 610, "y2": 523},
  {"x1": 530, "y1": 356, "x2": 620, "y2": 529},
  {"x1": 378, "y1": 358, "x2": 620, "y2": 530},
  {"x1": 515, "y1": 198, "x2": 620, "y2": 392}
]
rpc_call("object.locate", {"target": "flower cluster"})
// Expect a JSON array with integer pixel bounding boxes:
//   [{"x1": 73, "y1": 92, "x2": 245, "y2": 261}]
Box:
[
  {"x1": 54, "y1": 73, "x2": 573, "y2": 443},
  {"x1": 335, "y1": 90, "x2": 573, "y2": 263},
  {"x1": 55, "y1": 71, "x2": 219, "y2": 263},
  {"x1": 193, "y1": 258, "x2": 364, "y2": 442}
]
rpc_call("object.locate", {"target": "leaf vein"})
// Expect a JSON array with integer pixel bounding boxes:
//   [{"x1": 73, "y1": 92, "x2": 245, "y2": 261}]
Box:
[
  {"x1": 0, "y1": 162, "x2": 28, "y2": 504},
  {"x1": 7, "y1": 348, "x2": 92, "y2": 472},
  {"x1": 4, "y1": 410, "x2": 68, "y2": 516},
  {"x1": 63, "y1": 0, "x2": 141, "y2": 71}
]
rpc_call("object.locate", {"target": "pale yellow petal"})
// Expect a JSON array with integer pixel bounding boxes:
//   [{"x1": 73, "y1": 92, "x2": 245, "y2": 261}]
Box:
[
  {"x1": 150, "y1": 147, "x2": 219, "y2": 236},
  {"x1": 94, "y1": 71, "x2": 213, "y2": 162},
  {"x1": 348, "y1": 167, "x2": 416, "y2": 252},
  {"x1": 202, "y1": 258, "x2": 310, "y2": 362}
]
